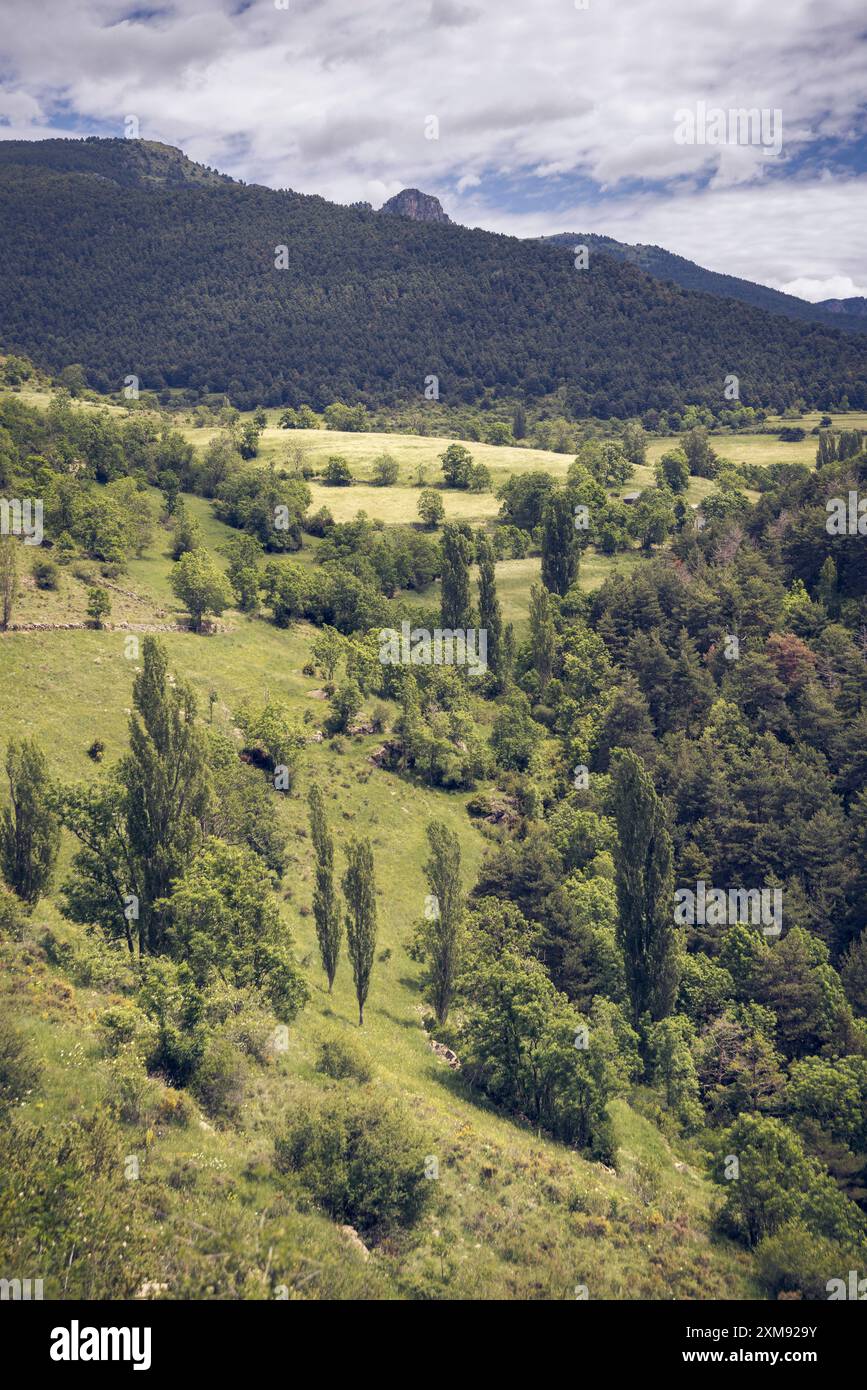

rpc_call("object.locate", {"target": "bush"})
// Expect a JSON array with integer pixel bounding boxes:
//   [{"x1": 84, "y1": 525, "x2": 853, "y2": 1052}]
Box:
[
  {"x1": 191, "y1": 1036, "x2": 248, "y2": 1123},
  {"x1": 323, "y1": 456, "x2": 353, "y2": 486},
  {"x1": 316, "y1": 1036, "x2": 373, "y2": 1083},
  {"x1": 0, "y1": 880, "x2": 26, "y2": 938},
  {"x1": 755, "y1": 1223, "x2": 843, "y2": 1300},
  {"x1": 104, "y1": 1050, "x2": 160, "y2": 1125},
  {"x1": 0, "y1": 1017, "x2": 41, "y2": 1115},
  {"x1": 32, "y1": 557, "x2": 59, "y2": 589},
  {"x1": 274, "y1": 1091, "x2": 431, "y2": 1238},
  {"x1": 97, "y1": 1002, "x2": 159, "y2": 1060}
]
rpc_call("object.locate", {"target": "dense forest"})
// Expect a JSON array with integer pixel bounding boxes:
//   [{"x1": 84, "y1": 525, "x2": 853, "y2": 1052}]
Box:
[
  {"x1": 540, "y1": 232, "x2": 867, "y2": 336},
  {"x1": 1, "y1": 139, "x2": 866, "y2": 416}
]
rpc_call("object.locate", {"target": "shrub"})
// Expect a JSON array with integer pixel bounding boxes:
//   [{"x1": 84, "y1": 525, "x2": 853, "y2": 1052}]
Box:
[
  {"x1": 0, "y1": 880, "x2": 26, "y2": 938},
  {"x1": 274, "y1": 1091, "x2": 430, "y2": 1237},
  {"x1": 104, "y1": 1050, "x2": 160, "y2": 1125},
  {"x1": 755, "y1": 1223, "x2": 843, "y2": 1300},
  {"x1": 97, "y1": 1002, "x2": 159, "y2": 1060},
  {"x1": 323, "y1": 456, "x2": 353, "y2": 486},
  {"x1": 316, "y1": 1036, "x2": 373, "y2": 1083},
  {"x1": 32, "y1": 557, "x2": 59, "y2": 589},
  {"x1": 191, "y1": 1036, "x2": 248, "y2": 1123},
  {"x1": 0, "y1": 1017, "x2": 41, "y2": 1115}
]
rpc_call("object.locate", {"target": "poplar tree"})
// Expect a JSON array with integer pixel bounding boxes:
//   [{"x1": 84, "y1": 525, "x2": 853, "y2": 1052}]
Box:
[
  {"x1": 611, "y1": 749, "x2": 679, "y2": 1026},
  {"x1": 476, "y1": 533, "x2": 502, "y2": 682},
  {"x1": 308, "y1": 785, "x2": 342, "y2": 991},
  {"x1": 422, "y1": 821, "x2": 464, "y2": 1024},
  {"x1": 541, "y1": 490, "x2": 579, "y2": 596},
  {"x1": 529, "y1": 583, "x2": 555, "y2": 691},
  {"x1": 1, "y1": 738, "x2": 60, "y2": 904},
  {"x1": 342, "y1": 837, "x2": 378, "y2": 1025},
  {"x1": 440, "y1": 522, "x2": 473, "y2": 630},
  {"x1": 0, "y1": 535, "x2": 19, "y2": 631},
  {"x1": 123, "y1": 637, "x2": 210, "y2": 953}
]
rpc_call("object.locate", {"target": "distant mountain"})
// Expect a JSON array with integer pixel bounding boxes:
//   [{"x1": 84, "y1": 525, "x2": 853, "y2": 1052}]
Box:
[
  {"x1": 380, "y1": 188, "x2": 451, "y2": 223},
  {"x1": 815, "y1": 296, "x2": 867, "y2": 321},
  {"x1": 539, "y1": 232, "x2": 867, "y2": 336},
  {"x1": 0, "y1": 138, "x2": 865, "y2": 415}
]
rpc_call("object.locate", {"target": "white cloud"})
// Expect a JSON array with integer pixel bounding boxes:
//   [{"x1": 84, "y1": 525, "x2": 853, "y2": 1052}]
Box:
[{"x1": 778, "y1": 275, "x2": 867, "y2": 303}]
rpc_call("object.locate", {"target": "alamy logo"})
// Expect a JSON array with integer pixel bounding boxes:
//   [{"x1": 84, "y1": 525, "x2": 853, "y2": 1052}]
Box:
[
  {"x1": 673, "y1": 103, "x2": 783, "y2": 155},
  {"x1": 378, "y1": 620, "x2": 487, "y2": 676},
  {"x1": 0, "y1": 498, "x2": 43, "y2": 545},
  {"x1": 674, "y1": 881, "x2": 782, "y2": 936},
  {"x1": 826, "y1": 1271, "x2": 867, "y2": 1300},
  {"x1": 0, "y1": 1276, "x2": 43, "y2": 1300},
  {"x1": 50, "y1": 1321, "x2": 152, "y2": 1371},
  {"x1": 826, "y1": 493, "x2": 867, "y2": 535}
]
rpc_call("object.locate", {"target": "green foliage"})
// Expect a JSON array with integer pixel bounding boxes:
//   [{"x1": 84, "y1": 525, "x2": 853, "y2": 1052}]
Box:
[
  {"x1": 236, "y1": 696, "x2": 306, "y2": 787},
  {"x1": 458, "y1": 949, "x2": 616, "y2": 1161},
  {"x1": 371, "y1": 452, "x2": 399, "y2": 486},
  {"x1": 541, "y1": 489, "x2": 579, "y2": 596},
  {"x1": 439, "y1": 443, "x2": 474, "y2": 488},
  {"x1": 316, "y1": 1036, "x2": 372, "y2": 1083},
  {"x1": 308, "y1": 785, "x2": 343, "y2": 992},
  {"x1": 610, "y1": 750, "x2": 679, "y2": 1025},
  {"x1": 417, "y1": 487, "x2": 445, "y2": 528},
  {"x1": 159, "y1": 838, "x2": 308, "y2": 1021},
  {"x1": 323, "y1": 455, "x2": 354, "y2": 486},
  {"x1": 342, "y1": 837, "x2": 378, "y2": 1026},
  {"x1": 0, "y1": 1016, "x2": 41, "y2": 1115},
  {"x1": 86, "y1": 585, "x2": 111, "y2": 627},
  {"x1": 170, "y1": 547, "x2": 232, "y2": 630},
  {"x1": 1, "y1": 737, "x2": 60, "y2": 905},
  {"x1": 419, "y1": 820, "x2": 464, "y2": 1024},
  {"x1": 274, "y1": 1090, "x2": 431, "y2": 1238}
]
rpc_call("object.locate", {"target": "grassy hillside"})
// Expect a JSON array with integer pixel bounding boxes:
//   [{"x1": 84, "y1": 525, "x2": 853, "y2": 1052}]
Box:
[{"x1": 0, "y1": 559, "x2": 758, "y2": 1300}]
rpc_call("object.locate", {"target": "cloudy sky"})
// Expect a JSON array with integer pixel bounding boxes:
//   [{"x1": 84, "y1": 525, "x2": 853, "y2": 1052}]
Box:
[{"x1": 1, "y1": 0, "x2": 866, "y2": 299}]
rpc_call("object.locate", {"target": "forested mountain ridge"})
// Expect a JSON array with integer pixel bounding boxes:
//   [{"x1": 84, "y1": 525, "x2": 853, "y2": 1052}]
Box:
[
  {"x1": 539, "y1": 231, "x2": 867, "y2": 337},
  {"x1": 0, "y1": 138, "x2": 865, "y2": 414}
]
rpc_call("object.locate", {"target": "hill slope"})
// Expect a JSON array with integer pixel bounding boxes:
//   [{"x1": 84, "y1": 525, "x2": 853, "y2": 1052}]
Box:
[
  {"x1": 539, "y1": 231, "x2": 867, "y2": 337},
  {"x1": 0, "y1": 138, "x2": 865, "y2": 415}
]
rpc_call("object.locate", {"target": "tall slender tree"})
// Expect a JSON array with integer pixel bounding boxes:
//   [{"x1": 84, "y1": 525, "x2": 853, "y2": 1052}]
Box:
[
  {"x1": 1, "y1": 738, "x2": 60, "y2": 904},
  {"x1": 611, "y1": 749, "x2": 679, "y2": 1027},
  {"x1": 308, "y1": 785, "x2": 342, "y2": 991},
  {"x1": 0, "y1": 535, "x2": 19, "y2": 631},
  {"x1": 440, "y1": 522, "x2": 473, "y2": 630},
  {"x1": 422, "y1": 821, "x2": 464, "y2": 1024},
  {"x1": 123, "y1": 637, "x2": 210, "y2": 953},
  {"x1": 541, "y1": 489, "x2": 579, "y2": 596},
  {"x1": 529, "y1": 583, "x2": 556, "y2": 692},
  {"x1": 342, "y1": 837, "x2": 378, "y2": 1025},
  {"x1": 476, "y1": 533, "x2": 502, "y2": 683}
]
